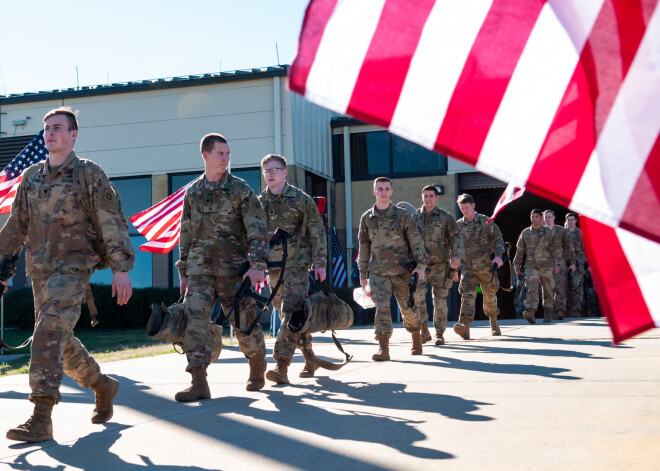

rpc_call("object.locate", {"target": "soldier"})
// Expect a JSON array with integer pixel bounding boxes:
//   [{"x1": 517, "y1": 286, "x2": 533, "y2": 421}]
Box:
[
  {"x1": 175, "y1": 133, "x2": 269, "y2": 401},
  {"x1": 1, "y1": 107, "x2": 135, "y2": 443},
  {"x1": 414, "y1": 185, "x2": 464, "y2": 346},
  {"x1": 259, "y1": 154, "x2": 327, "y2": 384},
  {"x1": 543, "y1": 210, "x2": 576, "y2": 320},
  {"x1": 564, "y1": 213, "x2": 587, "y2": 317},
  {"x1": 514, "y1": 209, "x2": 561, "y2": 323},
  {"x1": 358, "y1": 177, "x2": 428, "y2": 360},
  {"x1": 454, "y1": 194, "x2": 505, "y2": 339}
]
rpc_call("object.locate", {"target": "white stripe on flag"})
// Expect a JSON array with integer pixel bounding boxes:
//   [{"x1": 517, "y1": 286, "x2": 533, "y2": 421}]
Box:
[
  {"x1": 390, "y1": 0, "x2": 492, "y2": 148},
  {"x1": 305, "y1": 0, "x2": 386, "y2": 113}
]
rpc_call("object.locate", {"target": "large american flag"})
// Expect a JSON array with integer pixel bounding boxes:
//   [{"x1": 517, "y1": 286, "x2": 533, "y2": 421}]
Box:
[
  {"x1": 331, "y1": 227, "x2": 347, "y2": 287},
  {"x1": 0, "y1": 130, "x2": 47, "y2": 214},
  {"x1": 289, "y1": 0, "x2": 659, "y2": 343}
]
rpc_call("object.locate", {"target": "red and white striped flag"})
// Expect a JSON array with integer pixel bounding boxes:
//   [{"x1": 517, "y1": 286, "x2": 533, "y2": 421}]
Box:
[
  {"x1": 130, "y1": 182, "x2": 194, "y2": 253},
  {"x1": 0, "y1": 131, "x2": 47, "y2": 214},
  {"x1": 489, "y1": 183, "x2": 525, "y2": 222},
  {"x1": 290, "y1": 0, "x2": 659, "y2": 343}
]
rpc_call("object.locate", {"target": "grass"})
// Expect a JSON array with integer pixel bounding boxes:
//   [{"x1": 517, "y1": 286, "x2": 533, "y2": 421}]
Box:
[{"x1": 0, "y1": 325, "x2": 274, "y2": 377}]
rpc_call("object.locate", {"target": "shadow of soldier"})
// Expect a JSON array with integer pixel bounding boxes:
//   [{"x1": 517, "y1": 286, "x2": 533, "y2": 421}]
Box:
[{"x1": 446, "y1": 343, "x2": 611, "y2": 360}]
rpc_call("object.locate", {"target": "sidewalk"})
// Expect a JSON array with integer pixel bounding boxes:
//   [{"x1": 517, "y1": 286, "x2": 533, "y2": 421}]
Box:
[{"x1": 1, "y1": 317, "x2": 659, "y2": 471}]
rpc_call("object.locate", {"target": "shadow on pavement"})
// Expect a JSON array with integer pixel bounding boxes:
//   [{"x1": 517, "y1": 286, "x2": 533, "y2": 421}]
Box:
[{"x1": 446, "y1": 343, "x2": 611, "y2": 360}]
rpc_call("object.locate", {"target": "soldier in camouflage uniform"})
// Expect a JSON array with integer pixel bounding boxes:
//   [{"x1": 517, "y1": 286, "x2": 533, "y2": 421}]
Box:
[
  {"x1": 358, "y1": 177, "x2": 428, "y2": 361},
  {"x1": 1, "y1": 108, "x2": 135, "y2": 443},
  {"x1": 454, "y1": 194, "x2": 505, "y2": 339},
  {"x1": 543, "y1": 210, "x2": 576, "y2": 320},
  {"x1": 564, "y1": 213, "x2": 587, "y2": 317},
  {"x1": 175, "y1": 133, "x2": 269, "y2": 401},
  {"x1": 414, "y1": 185, "x2": 464, "y2": 346},
  {"x1": 258, "y1": 154, "x2": 327, "y2": 384},
  {"x1": 514, "y1": 209, "x2": 561, "y2": 324}
]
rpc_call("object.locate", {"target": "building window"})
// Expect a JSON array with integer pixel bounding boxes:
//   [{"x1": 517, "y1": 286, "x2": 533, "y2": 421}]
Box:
[
  {"x1": 90, "y1": 176, "x2": 153, "y2": 288},
  {"x1": 333, "y1": 130, "x2": 447, "y2": 180}
]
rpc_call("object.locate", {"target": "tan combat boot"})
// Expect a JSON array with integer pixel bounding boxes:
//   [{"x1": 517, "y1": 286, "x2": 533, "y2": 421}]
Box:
[
  {"x1": 411, "y1": 331, "x2": 423, "y2": 355},
  {"x1": 420, "y1": 323, "x2": 432, "y2": 343},
  {"x1": 523, "y1": 309, "x2": 536, "y2": 324},
  {"x1": 434, "y1": 329, "x2": 445, "y2": 346},
  {"x1": 246, "y1": 358, "x2": 267, "y2": 391},
  {"x1": 299, "y1": 347, "x2": 320, "y2": 378},
  {"x1": 453, "y1": 317, "x2": 472, "y2": 340},
  {"x1": 372, "y1": 335, "x2": 390, "y2": 361},
  {"x1": 90, "y1": 374, "x2": 120, "y2": 423},
  {"x1": 266, "y1": 356, "x2": 291, "y2": 384},
  {"x1": 175, "y1": 366, "x2": 211, "y2": 402},
  {"x1": 6, "y1": 397, "x2": 55, "y2": 443},
  {"x1": 489, "y1": 316, "x2": 501, "y2": 336}
]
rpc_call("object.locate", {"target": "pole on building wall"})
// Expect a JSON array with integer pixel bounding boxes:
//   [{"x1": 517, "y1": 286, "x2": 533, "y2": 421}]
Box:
[
  {"x1": 343, "y1": 126, "x2": 353, "y2": 281},
  {"x1": 273, "y1": 77, "x2": 282, "y2": 155}
]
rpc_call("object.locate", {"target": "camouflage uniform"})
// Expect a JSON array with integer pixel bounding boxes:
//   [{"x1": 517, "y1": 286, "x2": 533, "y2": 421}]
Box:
[
  {"x1": 176, "y1": 173, "x2": 269, "y2": 371},
  {"x1": 566, "y1": 227, "x2": 587, "y2": 317},
  {"x1": 259, "y1": 184, "x2": 327, "y2": 359},
  {"x1": 456, "y1": 213, "x2": 505, "y2": 322},
  {"x1": 414, "y1": 206, "x2": 464, "y2": 336},
  {"x1": 358, "y1": 204, "x2": 428, "y2": 338},
  {"x1": 548, "y1": 225, "x2": 576, "y2": 318},
  {"x1": 0, "y1": 152, "x2": 134, "y2": 403},
  {"x1": 513, "y1": 226, "x2": 561, "y2": 320}
]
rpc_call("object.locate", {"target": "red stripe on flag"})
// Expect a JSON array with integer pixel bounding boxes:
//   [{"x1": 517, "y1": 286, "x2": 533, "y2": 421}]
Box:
[
  {"x1": 433, "y1": 0, "x2": 545, "y2": 163},
  {"x1": 345, "y1": 0, "x2": 436, "y2": 128},
  {"x1": 526, "y1": 0, "x2": 655, "y2": 206},
  {"x1": 581, "y1": 216, "x2": 655, "y2": 344},
  {"x1": 288, "y1": 0, "x2": 340, "y2": 95}
]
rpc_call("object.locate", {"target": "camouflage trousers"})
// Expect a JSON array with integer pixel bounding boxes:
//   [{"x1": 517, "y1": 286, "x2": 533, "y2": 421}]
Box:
[
  {"x1": 414, "y1": 264, "x2": 453, "y2": 333},
  {"x1": 29, "y1": 272, "x2": 101, "y2": 404},
  {"x1": 566, "y1": 264, "x2": 586, "y2": 313},
  {"x1": 184, "y1": 275, "x2": 266, "y2": 371},
  {"x1": 370, "y1": 272, "x2": 421, "y2": 338},
  {"x1": 552, "y1": 265, "x2": 568, "y2": 314},
  {"x1": 458, "y1": 266, "x2": 499, "y2": 320},
  {"x1": 269, "y1": 266, "x2": 313, "y2": 360},
  {"x1": 523, "y1": 266, "x2": 555, "y2": 316}
]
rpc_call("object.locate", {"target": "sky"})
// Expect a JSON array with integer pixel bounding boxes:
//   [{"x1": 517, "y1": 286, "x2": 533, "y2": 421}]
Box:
[{"x1": 0, "y1": 0, "x2": 309, "y2": 96}]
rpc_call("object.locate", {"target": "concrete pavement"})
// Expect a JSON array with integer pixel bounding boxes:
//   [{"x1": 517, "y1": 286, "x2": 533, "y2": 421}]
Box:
[{"x1": 1, "y1": 317, "x2": 659, "y2": 471}]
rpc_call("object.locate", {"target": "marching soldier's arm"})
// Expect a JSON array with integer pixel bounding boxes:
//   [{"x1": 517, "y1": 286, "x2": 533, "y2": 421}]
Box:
[
  {"x1": 447, "y1": 218, "x2": 465, "y2": 261},
  {"x1": 404, "y1": 214, "x2": 428, "y2": 272},
  {"x1": 489, "y1": 220, "x2": 506, "y2": 258},
  {"x1": 176, "y1": 193, "x2": 193, "y2": 279},
  {"x1": 0, "y1": 177, "x2": 29, "y2": 257},
  {"x1": 240, "y1": 188, "x2": 269, "y2": 272},
  {"x1": 513, "y1": 232, "x2": 526, "y2": 272},
  {"x1": 89, "y1": 166, "x2": 135, "y2": 272},
  {"x1": 563, "y1": 229, "x2": 576, "y2": 266},
  {"x1": 357, "y1": 215, "x2": 371, "y2": 281},
  {"x1": 305, "y1": 196, "x2": 328, "y2": 268}
]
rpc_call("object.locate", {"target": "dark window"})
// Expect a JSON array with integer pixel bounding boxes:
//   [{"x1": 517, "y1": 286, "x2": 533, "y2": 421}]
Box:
[{"x1": 392, "y1": 134, "x2": 447, "y2": 173}]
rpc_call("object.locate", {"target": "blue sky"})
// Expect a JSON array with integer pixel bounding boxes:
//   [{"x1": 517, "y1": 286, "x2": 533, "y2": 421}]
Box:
[{"x1": 0, "y1": 0, "x2": 309, "y2": 95}]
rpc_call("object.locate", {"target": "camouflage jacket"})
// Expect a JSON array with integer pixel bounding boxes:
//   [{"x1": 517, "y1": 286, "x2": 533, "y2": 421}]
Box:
[
  {"x1": 416, "y1": 206, "x2": 464, "y2": 266},
  {"x1": 513, "y1": 225, "x2": 561, "y2": 271},
  {"x1": 457, "y1": 213, "x2": 505, "y2": 270},
  {"x1": 548, "y1": 225, "x2": 576, "y2": 266},
  {"x1": 176, "y1": 172, "x2": 268, "y2": 278},
  {"x1": 0, "y1": 152, "x2": 134, "y2": 279},
  {"x1": 259, "y1": 184, "x2": 327, "y2": 270},
  {"x1": 358, "y1": 203, "x2": 428, "y2": 280},
  {"x1": 567, "y1": 227, "x2": 586, "y2": 266}
]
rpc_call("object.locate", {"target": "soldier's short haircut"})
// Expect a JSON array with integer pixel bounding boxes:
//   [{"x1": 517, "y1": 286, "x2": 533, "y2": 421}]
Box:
[
  {"x1": 531, "y1": 209, "x2": 543, "y2": 216},
  {"x1": 261, "y1": 154, "x2": 287, "y2": 168},
  {"x1": 374, "y1": 176, "x2": 392, "y2": 187},
  {"x1": 43, "y1": 106, "x2": 78, "y2": 131},
  {"x1": 200, "y1": 133, "x2": 228, "y2": 154},
  {"x1": 422, "y1": 185, "x2": 439, "y2": 195},
  {"x1": 456, "y1": 193, "x2": 474, "y2": 204},
  {"x1": 565, "y1": 212, "x2": 577, "y2": 220},
  {"x1": 543, "y1": 209, "x2": 555, "y2": 216}
]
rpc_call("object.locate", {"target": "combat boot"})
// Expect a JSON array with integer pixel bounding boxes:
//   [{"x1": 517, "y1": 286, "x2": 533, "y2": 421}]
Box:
[
  {"x1": 453, "y1": 317, "x2": 472, "y2": 340},
  {"x1": 372, "y1": 335, "x2": 390, "y2": 361},
  {"x1": 266, "y1": 356, "x2": 291, "y2": 384},
  {"x1": 246, "y1": 357, "x2": 267, "y2": 391},
  {"x1": 555, "y1": 310, "x2": 565, "y2": 320},
  {"x1": 90, "y1": 374, "x2": 120, "y2": 423},
  {"x1": 299, "y1": 347, "x2": 320, "y2": 378},
  {"x1": 175, "y1": 366, "x2": 211, "y2": 402},
  {"x1": 6, "y1": 397, "x2": 55, "y2": 443},
  {"x1": 523, "y1": 309, "x2": 536, "y2": 324},
  {"x1": 411, "y1": 331, "x2": 423, "y2": 355},
  {"x1": 489, "y1": 316, "x2": 501, "y2": 336},
  {"x1": 420, "y1": 323, "x2": 432, "y2": 343},
  {"x1": 434, "y1": 329, "x2": 445, "y2": 346}
]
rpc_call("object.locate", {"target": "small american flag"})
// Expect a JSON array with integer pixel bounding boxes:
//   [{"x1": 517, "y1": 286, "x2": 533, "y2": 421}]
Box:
[
  {"x1": 130, "y1": 181, "x2": 195, "y2": 253},
  {"x1": 331, "y1": 227, "x2": 347, "y2": 287},
  {"x1": 0, "y1": 130, "x2": 47, "y2": 214}
]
